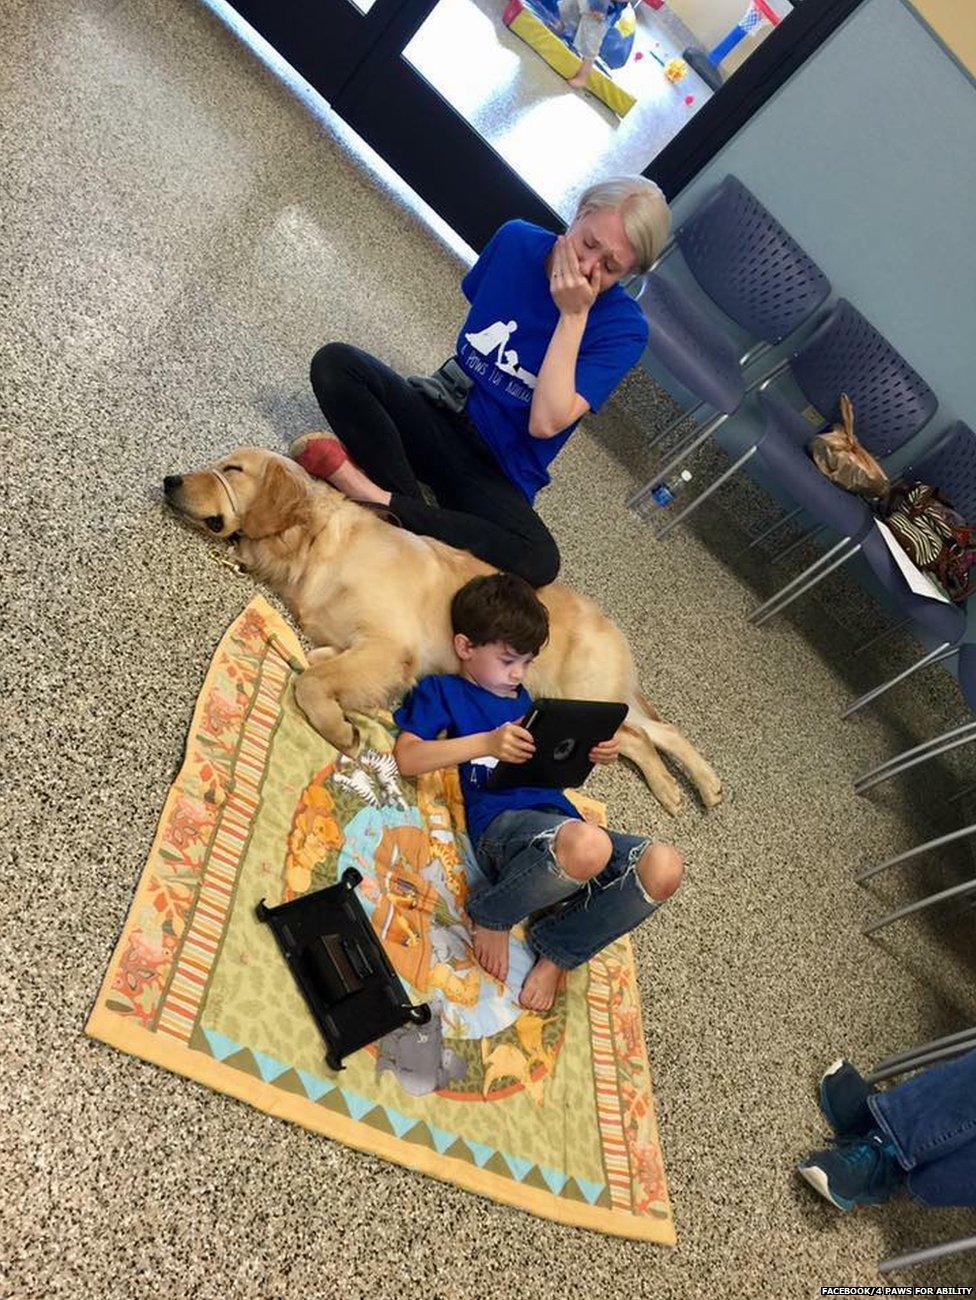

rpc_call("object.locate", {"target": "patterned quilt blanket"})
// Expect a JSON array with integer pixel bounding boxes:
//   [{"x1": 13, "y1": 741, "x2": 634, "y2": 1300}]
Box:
[{"x1": 86, "y1": 597, "x2": 674, "y2": 1242}]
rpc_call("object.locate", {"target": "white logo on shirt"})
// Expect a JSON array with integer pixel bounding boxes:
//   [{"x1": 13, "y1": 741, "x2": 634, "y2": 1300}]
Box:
[{"x1": 464, "y1": 319, "x2": 538, "y2": 389}]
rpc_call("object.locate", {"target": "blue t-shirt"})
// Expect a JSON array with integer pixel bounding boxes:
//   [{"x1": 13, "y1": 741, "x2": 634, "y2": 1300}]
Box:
[
  {"x1": 457, "y1": 220, "x2": 649, "y2": 502},
  {"x1": 393, "y1": 674, "x2": 579, "y2": 846}
]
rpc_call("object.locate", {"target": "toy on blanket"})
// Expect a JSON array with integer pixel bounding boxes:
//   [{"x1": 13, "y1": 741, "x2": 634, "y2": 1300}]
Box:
[
  {"x1": 256, "y1": 867, "x2": 432, "y2": 1072},
  {"x1": 503, "y1": 0, "x2": 638, "y2": 119}
]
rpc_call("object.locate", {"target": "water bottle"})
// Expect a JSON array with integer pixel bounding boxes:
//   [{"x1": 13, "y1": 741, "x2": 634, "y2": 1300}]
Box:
[{"x1": 650, "y1": 469, "x2": 692, "y2": 509}]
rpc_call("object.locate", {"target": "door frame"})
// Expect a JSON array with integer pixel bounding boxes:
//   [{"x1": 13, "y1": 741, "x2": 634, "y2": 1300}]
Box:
[{"x1": 222, "y1": 0, "x2": 867, "y2": 246}]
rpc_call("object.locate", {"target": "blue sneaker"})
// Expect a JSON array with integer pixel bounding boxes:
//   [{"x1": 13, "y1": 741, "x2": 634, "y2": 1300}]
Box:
[
  {"x1": 797, "y1": 1131, "x2": 903, "y2": 1210},
  {"x1": 819, "y1": 1058, "x2": 877, "y2": 1136}
]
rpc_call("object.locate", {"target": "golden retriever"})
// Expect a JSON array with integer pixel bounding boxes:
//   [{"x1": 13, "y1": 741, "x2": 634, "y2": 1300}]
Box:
[{"x1": 164, "y1": 448, "x2": 722, "y2": 814}]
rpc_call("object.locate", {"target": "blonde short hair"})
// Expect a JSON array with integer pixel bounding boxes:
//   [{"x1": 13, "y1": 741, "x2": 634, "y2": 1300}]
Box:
[{"x1": 574, "y1": 176, "x2": 671, "y2": 273}]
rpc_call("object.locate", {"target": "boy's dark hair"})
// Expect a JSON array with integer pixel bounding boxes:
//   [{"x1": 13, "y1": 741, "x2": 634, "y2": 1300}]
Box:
[{"x1": 450, "y1": 573, "x2": 549, "y2": 655}]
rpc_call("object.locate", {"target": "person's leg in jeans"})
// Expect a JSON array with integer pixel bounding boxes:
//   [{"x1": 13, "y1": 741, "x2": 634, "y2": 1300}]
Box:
[
  {"x1": 871, "y1": 1048, "x2": 976, "y2": 1207},
  {"x1": 524, "y1": 833, "x2": 682, "y2": 1008},
  {"x1": 302, "y1": 342, "x2": 560, "y2": 585},
  {"x1": 468, "y1": 810, "x2": 682, "y2": 1009},
  {"x1": 468, "y1": 810, "x2": 607, "y2": 989},
  {"x1": 798, "y1": 1049, "x2": 976, "y2": 1209}
]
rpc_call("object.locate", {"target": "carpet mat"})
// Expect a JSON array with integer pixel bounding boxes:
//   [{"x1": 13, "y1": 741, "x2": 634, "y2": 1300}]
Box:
[{"x1": 86, "y1": 597, "x2": 674, "y2": 1242}]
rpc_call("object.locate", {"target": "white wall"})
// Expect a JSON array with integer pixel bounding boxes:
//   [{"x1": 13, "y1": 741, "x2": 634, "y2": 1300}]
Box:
[{"x1": 646, "y1": 0, "x2": 976, "y2": 457}]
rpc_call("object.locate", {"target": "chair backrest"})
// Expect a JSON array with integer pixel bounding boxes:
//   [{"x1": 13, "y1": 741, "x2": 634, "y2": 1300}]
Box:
[
  {"x1": 910, "y1": 422, "x2": 976, "y2": 523},
  {"x1": 791, "y1": 299, "x2": 938, "y2": 457},
  {"x1": 675, "y1": 175, "x2": 830, "y2": 344}
]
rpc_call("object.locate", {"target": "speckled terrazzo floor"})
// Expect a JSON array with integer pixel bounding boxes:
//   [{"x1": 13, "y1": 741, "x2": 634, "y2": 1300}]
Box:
[{"x1": 2, "y1": 1, "x2": 975, "y2": 1296}]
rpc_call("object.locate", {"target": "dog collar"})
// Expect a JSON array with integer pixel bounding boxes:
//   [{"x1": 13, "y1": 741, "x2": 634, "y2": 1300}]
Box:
[{"x1": 212, "y1": 467, "x2": 240, "y2": 520}]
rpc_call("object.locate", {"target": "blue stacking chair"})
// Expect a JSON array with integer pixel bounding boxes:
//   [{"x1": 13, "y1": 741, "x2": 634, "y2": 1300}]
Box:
[
  {"x1": 627, "y1": 176, "x2": 830, "y2": 528},
  {"x1": 840, "y1": 422, "x2": 975, "y2": 717},
  {"x1": 744, "y1": 300, "x2": 939, "y2": 626}
]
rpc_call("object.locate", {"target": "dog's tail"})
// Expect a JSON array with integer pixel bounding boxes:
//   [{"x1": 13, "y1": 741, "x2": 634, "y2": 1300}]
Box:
[
  {"x1": 634, "y1": 688, "x2": 663, "y2": 724},
  {"x1": 623, "y1": 689, "x2": 724, "y2": 810}
]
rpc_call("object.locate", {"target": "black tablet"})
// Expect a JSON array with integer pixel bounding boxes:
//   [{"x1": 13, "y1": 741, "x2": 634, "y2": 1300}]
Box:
[{"x1": 487, "y1": 697, "x2": 628, "y2": 792}]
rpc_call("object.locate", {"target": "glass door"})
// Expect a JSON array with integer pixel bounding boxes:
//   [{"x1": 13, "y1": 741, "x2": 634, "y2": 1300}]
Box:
[
  {"x1": 222, "y1": 0, "x2": 863, "y2": 249},
  {"x1": 224, "y1": 0, "x2": 416, "y2": 103}
]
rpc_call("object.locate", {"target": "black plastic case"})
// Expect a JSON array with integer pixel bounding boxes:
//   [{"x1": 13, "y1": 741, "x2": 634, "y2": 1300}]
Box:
[{"x1": 256, "y1": 868, "x2": 431, "y2": 1072}]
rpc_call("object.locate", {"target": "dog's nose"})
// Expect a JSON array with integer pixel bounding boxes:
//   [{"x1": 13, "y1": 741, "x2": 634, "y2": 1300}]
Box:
[{"x1": 163, "y1": 474, "x2": 183, "y2": 496}]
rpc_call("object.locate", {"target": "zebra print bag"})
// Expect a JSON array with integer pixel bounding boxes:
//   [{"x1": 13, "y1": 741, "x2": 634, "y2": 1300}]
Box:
[{"x1": 882, "y1": 482, "x2": 976, "y2": 604}]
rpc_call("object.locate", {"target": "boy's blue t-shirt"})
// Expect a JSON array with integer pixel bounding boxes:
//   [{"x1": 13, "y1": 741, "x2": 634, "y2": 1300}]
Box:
[
  {"x1": 393, "y1": 674, "x2": 579, "y2": 846},
  {"x1": 457, "y1": 220, "x2": 649, "y2": 502}
]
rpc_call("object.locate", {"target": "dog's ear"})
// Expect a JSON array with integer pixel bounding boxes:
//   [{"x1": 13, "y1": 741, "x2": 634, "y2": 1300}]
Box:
[{"x1": 240, "y1": 460, "x2": 309, "y2": 539}]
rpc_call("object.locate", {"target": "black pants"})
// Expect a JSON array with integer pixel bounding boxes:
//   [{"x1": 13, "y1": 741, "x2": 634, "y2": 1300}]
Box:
[{"x1": 309, "y1": 342, "x2": 560, "y2": 588}]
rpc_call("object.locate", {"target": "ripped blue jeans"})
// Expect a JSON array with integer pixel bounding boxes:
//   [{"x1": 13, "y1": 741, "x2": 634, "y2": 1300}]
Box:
[{"x1": 469, "y1": 808, "x2": 661, "y2": 969}]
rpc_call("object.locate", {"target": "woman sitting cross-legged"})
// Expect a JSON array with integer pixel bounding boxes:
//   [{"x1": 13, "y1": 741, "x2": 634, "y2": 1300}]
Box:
[{"x1": 291, "y1": 176, "x2": 669, "y2": 588}]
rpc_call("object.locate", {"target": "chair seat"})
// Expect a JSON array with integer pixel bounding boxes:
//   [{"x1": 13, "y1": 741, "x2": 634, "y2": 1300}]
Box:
[
  {"x1": 639, "y1": 274, "x2": 745, "y2": 414},
  {"x1": 755, "y1": 392, "x2": 875, "y2": 540},
  {"x1": 858, "y1": 524, "x2": 967, "y2": 646}
]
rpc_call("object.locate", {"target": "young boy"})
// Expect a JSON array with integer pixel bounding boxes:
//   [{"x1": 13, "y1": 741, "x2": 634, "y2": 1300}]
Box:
[{"x1": 393, "y1": 573, "x2": 683, "y2": 1012}]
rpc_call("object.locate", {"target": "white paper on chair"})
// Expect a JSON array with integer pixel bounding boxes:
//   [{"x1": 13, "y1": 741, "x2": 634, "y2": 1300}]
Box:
[{"x1": 873, "y1": 519, "x2": 952, "y2": 604}]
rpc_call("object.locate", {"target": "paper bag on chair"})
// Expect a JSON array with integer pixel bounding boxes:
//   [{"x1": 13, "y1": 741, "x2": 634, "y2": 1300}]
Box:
[{"x1": 809, "y1": 394, "x2": 890, "y2": 501}]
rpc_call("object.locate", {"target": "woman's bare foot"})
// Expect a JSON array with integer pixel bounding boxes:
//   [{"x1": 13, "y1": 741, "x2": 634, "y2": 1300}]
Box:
[
  {"x1": 472, "y1": 925, "x2": 510, "y2": 982},
  {"x1": 519, "y1": 957, "x2": 567, "y2": 1011},
  {"x1": 328, "y1": 461, "x2": 392, "y2": 506},
  {"x1": 289, "y1": 432, "x2": 392, "y2": 506}
]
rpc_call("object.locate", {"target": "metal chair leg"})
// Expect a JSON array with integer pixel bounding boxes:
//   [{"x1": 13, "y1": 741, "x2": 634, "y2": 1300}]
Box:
[
  {"x1": 738, "y1": 339, "x2": 773, "y2": 373},
  {"x1": 857, "y1": 821, "x2": 976, "y2": 883},
  {"x1": 854, "y1": 721, "x2": 976, "y2": 794},
  {"x1": 770, "y1": 523, "x2": 827, "y2": 566},
  {"x1": 646, "y1": 400, "x2": 704, "y2": 452},
  {"x1": 864, "y1": 876, "x2": 976, "y2": 934},
  {"x1": 647, "y1": 341, "x2": 774, "y2": 455},
  {"x1": 656, "y1": 446, "x2": 758, "y2": 538},
  {"x1": 748, "y1": 505, "x2": 804, "y2": 551},
  {"x1": 852, "y1": 615, "x2": 913, "y2": 657},
  {"x1": 749, "y1": 539, "x2": 860, "y2": 626},
  {"x1": 869, "y1": 1037, "x2": 976, "y2": 1083},
  {"x1": 630, "y1": 358, "x2": 793, "y2": 513},
  {"x1": 870, "y1": 1025, "x2": 976, "y2": 1077},
  {"x1": 879, "y1": 1236, "x2": 976, "y2": 1276},
  {"x1": 841, "y1": 642, "x2": 957, "y2": 719},
  {"x1": 627, "y1": 411, "x2": 729, "y2": 513}
]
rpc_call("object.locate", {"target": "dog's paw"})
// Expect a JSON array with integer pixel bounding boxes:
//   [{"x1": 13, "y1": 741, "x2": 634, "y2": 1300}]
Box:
[
  {"x1": 653, "y1": 775, "x2": 683, "y2": 816},
  {"x1": 700, "y1": 773, "x2": 724, "y2": 809}
]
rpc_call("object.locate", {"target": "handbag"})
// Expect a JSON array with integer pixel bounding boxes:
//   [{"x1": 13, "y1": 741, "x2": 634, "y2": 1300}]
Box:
[
  {"x1": 808, "y1": 394, "x2": 890, "y2": 501},
  {"x1": 882, "y1": 481, "x2": 976, "y2": 604}
]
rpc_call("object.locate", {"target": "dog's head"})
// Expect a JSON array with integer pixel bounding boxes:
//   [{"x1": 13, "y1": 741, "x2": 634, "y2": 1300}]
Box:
[{"x1": 163, "y1": 447, "x2": 310, "y2": 540}]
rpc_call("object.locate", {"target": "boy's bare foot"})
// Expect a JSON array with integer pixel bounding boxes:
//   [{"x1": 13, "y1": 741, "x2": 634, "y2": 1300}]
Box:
[
  {"x1": 472, "y1": 925, "x2": 510, "y2": 983},
  {"x1": 519, "y1": 957, "x2": 567, "y2": 1011}
]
